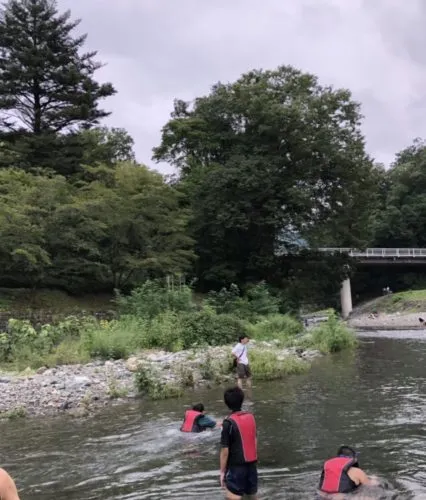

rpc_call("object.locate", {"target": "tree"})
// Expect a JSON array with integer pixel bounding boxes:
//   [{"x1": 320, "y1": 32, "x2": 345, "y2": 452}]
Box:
[
  {"x1": 0, "y1": 168, "x2": 68, "y2": 286},
  {"x1": 46, "y1": 163, "x2": 195, "y2": 291},
  {"x1": 0, "y1": 0, "x2": 115, "y2": 134},
  {"x1": 373, "y1": 139, "x2": 426, "y2": 247},
  {"x1": 154, "y1": 66, "x2": 378, "y2": 287},
  {"x1": 79, "y1": 127, "x2": 136, "y2": 165}
]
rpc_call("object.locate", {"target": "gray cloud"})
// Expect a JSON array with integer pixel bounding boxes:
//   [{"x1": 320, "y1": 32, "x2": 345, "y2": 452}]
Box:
[{"x1": 57, "y1": 0, "x2": 426, "y2": 173}]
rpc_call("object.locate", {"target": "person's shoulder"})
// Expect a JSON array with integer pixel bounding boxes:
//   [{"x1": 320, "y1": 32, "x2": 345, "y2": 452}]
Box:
[
  {"x1": 0, "y1": 467, "x2": 18, "y2": 497},
  {"x1": 348, "y1": 466, "x2": 369, "y2": 485}
]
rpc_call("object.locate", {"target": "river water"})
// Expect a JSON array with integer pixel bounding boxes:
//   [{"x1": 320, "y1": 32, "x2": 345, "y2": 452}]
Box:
[{"x1": 3, "y1": 331, "x2": 426, "y2": 499}]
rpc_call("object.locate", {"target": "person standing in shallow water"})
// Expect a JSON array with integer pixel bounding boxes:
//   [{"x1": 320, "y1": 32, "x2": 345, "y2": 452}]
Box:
[
  {"x1": 220, "y1": 387, "x2": 258, "y2": 500},
  {"x1": 0, "y1": 468, "x2": 20, "y2": 499},
  {"x1": 232, "y1": 336, "x2": 252, "y2": 390}
]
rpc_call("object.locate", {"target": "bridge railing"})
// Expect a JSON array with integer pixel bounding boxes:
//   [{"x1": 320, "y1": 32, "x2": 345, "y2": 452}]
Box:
[{"x1": 317, "y1": 248, "x2": 426, "y2": 258}]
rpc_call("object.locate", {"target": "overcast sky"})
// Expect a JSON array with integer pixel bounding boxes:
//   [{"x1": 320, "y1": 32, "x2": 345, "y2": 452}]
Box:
[{"x1": 58, "y1": 0, "x2": 426, "y2": 174}]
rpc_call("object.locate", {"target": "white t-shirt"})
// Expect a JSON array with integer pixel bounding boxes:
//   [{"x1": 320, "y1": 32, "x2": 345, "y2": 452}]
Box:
[{"x1": 232, "y1": 343, "x2": 249, "y2": 365}]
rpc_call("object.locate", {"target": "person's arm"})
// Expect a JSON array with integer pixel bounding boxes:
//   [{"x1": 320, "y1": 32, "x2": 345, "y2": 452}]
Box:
[
  {"x1": 348, "y1": 467, "x2": 371, "y2": 486},
  {"x1": 231, "y1": 345, "x2": 238, "y2": 359},
  {"x1": 198, "y1": 415, "x2": 217, "y2": 429},
  {"x1": 0, "y1": 468, "x2": 20, "y2": 500},
  {"x1": 219, "y1": 421, "x2": 230, "y2": 487}
]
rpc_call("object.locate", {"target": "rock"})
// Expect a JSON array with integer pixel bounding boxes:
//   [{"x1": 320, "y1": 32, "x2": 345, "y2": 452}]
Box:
[
  {"x1": 125, "y1": 356, "x2": 143, "y2": 372},
  {"x1": 0, "y1": 377, "x2": 11, "y2": 384},
  {"x1": 68, "y1": 376, "x2": 91, "y2": 388},
  {"x1": 68, "y1": 406, "x2": 89, "y2": 418},
  {"x1": 36, "y1": 366, "x2": 48, "y2": 375}
]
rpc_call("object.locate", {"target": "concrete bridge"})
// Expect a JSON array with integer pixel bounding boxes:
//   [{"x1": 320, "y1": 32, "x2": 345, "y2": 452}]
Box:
[{"x1": 315, "y1": 248, "x2": 426, "y2": 318}]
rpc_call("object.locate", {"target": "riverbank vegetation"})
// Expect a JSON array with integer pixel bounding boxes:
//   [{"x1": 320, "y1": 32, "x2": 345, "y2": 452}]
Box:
[
  {"x1": 0, "y1": 282, "x2": 356, "y2": 376},
  {"x1": 353, "y1": 290, "x2": 426, "y2": 315}
]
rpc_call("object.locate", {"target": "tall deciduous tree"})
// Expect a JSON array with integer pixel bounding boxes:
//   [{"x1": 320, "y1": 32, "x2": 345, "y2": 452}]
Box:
[
  {"x1": 154, "y1": 66, "x2": 378, "y2": 287},
  {"x1": 0, "y1": 0, "x2": 115, "y2": 134},
  {"x1": 374, "y1": 139, "x2": 426, "y2": 247},
  {"x1": 46, "y1": 163, "x2": 195, "y2": 291}
]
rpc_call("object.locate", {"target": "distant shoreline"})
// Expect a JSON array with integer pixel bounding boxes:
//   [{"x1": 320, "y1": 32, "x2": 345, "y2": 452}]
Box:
[{"x1": 348, "y1": 312, "x2": 426, "y2": 331}]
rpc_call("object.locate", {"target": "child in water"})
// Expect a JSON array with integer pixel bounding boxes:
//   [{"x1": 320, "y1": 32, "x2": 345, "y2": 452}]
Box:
[{"x1": 181, "y1": 403, "x2": 222, "y2": 433}]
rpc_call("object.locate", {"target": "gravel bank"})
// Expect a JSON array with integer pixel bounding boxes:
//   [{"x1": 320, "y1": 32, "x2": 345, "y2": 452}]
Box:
[
  {"x1": 348, "y1": 312, "x2": 426, "y2": 331},
  {"x1": 0, "y1": 342, "x2": 321, "y2": 419}
]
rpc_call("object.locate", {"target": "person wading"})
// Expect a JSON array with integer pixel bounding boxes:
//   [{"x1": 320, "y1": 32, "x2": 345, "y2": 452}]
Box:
[
  {"x1": 220, "y1": 387, "x2": 258, "y2": 500},
  {"x1": 0, "y1": 468, "x2": 20, "y2": 500},
  {"x1": 232, "y1": 336, "x2": 251, "y2": 390}
]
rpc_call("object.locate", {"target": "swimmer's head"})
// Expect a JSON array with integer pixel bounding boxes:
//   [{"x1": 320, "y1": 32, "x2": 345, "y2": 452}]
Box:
[
  {"x1": 192, "y1": 403, "x2": 205, "y2": 414},
  {"x1": 337, "y1": 445, "x2": 360, "y2": 465}
]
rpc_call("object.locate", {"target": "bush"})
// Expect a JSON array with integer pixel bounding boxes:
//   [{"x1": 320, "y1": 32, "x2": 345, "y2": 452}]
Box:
[
  {"x1": 245, "y1": 282, "x2": 280, "y2": 317},
  {"x1": 179, "y1": 307, "x2": 248, "y2": 348},
  {"x1": 82, "y1": 317, "x2": 141, "y2": 360},
  {"x1": 308, "y1": 313, "x2": 357, "y2": 353},
  {"x1": 200, "y1": 351, "x2": 234, "y2": 383},
  {"x1": 247, "y1": 314, "x2": 303, "y2": 343},
  {"x1": 135, "y1": 365, "x2": 183, "y2": 400},
  {"x1": 250, "y1": 350, "x2": 309, "y2": 381},
  {"x1": 116, "y1": 279, "x2": 196, "y2": 319},
  {"x1": 205, "y1": 284, "x2": 247, "y2": 315},
  {"x1": 205, "y1": 282, "x2": 280, "y2": 319}
]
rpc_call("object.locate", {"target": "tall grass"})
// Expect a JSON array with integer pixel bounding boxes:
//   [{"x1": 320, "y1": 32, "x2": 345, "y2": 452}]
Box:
[
  {"x1": 250, "y1": 350, "x2": 310, "y2": 380},
  {"x1": 306, "y1": 313, "x2": 357, "y2": 354},
  {"x1": 0, "y1": 282, "x2": 357, "y2": 370},
  {"x1": 246, "y1": 314, "x2": 303, "y2": 343}
]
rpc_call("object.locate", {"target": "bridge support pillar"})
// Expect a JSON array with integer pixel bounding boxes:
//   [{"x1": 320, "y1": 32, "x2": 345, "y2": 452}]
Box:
[{"x1": 340, "y1": 278, "x2": 353, "y2": 319}]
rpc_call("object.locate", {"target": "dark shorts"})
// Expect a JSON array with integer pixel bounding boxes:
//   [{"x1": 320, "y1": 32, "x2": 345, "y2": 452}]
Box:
[
  {"x1": 237, "y1": 363, "x2": 251, "y2": 379},
  {"x1": 225, "y1": 463, "x2": 258, "y2": 496}
]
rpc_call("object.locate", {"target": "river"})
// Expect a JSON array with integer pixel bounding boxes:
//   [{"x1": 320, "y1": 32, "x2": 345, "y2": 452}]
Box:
[{"x1": 3, "y1": 331, "x2": 426, "y2": 499}]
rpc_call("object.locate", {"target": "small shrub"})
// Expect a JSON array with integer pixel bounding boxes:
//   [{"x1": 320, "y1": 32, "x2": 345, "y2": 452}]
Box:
[
  {"x1": 245, "y1": 282, "x2": 280, "y2": 317},
  {"x1": 179, "y1": 308, "x2": 248, "y2": 348},
  {"x1": 146, "y1": 311, "x2": 185, "y2": 351},
  {"x1": 81, "y1": 317, "x2": 141, "y2": 359},
  {"x1": 44, "y1": 338, "x2": 90, "y2": 367},
  {"x1": 116, "y1": 279, "x2": 196, "y2": 319},
  {"x1": 205, "y1": 284, "x2": 247, "y2": 315},
  {"x1": 250, "y1": 350, "x2": 309, "y2": 381},
  {"x1": 107, "y1": 376, "x2": 129, "y2": 399},
  {"x1": 0, "y1": 406, "x2": 27, "y2": 420},
  {"x1": 174, "y1": 364, "x2": 195, "y2": 388},
  {"x1": 247, "y1": 314, "x2": 303, "y2": 343},
  {"x1": 135, "y1": 366, "x2": 183, "y2": 400},
  {"x1": 199, "y1": 351, "x2": 234, "y2": 383},
  {"x1": 308, "y1": 313, "x2": 357, "y2": 354}
]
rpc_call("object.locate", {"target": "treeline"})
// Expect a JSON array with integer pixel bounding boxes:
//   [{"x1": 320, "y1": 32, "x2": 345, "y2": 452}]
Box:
[{"x1": 0, "y1": 0, "x2": 423, "y2": 306}]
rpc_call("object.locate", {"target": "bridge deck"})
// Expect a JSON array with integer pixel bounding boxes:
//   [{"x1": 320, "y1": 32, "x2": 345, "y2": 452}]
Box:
[{"x1": 317, "y1": 248, "x2": 426, "y2": 259}]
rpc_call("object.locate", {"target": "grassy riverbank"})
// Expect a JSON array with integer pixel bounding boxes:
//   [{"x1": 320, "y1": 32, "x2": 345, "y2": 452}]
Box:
[
  {"x1": 0, "y1": 282, "x2": 357, "y2": 399},
  {"x1": 354, "y1": 290, "x2": 426, "y2": 315}
]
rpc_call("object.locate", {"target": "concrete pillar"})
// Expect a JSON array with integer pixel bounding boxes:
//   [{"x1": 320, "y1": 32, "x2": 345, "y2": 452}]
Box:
[{"x1": 340, "y1": 278, "x2": 353, "y2": 319}]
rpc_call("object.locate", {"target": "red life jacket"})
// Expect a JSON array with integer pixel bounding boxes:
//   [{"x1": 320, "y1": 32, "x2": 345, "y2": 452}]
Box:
[
  {"x1": 228, "y1": 411, "x2": 257, "y2": 463},
  {"x1": 319, "y1": 456, "x2": 358, "y2": 494},
  {"x1": 180, "y1": 410, "x2": 203, "y2": 433}
]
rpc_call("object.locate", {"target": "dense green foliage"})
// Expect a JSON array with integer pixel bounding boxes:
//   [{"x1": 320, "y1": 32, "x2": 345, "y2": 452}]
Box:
[
  {"x1": 154, "y1": 66, "x2": 378, "y2": 292},
  {"x1": 0, "y1": 282, "x2": 356, "y2": 371},
  {"x1": 0, "y1": 0, "x2": 424, "y2": 312}
]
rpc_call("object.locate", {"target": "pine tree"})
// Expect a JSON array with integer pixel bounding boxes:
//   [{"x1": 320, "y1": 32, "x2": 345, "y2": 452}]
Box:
[{"x1": 0, "y1": 0, "x2": 115, "y2": 134}]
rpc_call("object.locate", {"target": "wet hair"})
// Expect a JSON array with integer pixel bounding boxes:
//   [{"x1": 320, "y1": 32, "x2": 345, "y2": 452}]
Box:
[
  {"x1": 238, "y1": 335, "x2": 248, "y2": 343},
  {"x1": 224, "y1": 387, "x2": 244, "y2": 411},
  {"x1": 192, "y1": 403, "x2": 204, "y2": 412},
  {"x1": 337, "y1": 445, "x2": 358, "y2": 458}
]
